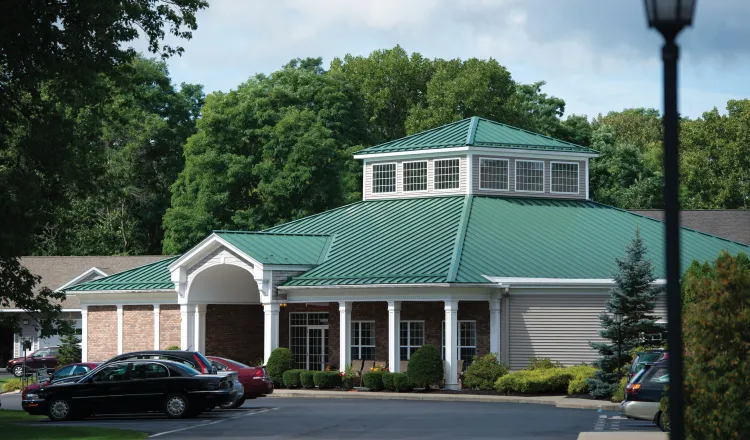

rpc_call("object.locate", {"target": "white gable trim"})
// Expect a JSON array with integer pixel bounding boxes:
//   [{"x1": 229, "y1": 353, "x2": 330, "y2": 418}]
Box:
[
  {"x1": 484, "y1": 276, "x2": 667, "y2": 289},
  {"x1": 56, "y1": 267, "x2": 109, "y2": 292},
  {"x1": 169, "y1": 233, "x2": 264, "y2": 275},
  {"x1": 354, "y1": 146, "x2": 598, "y2": 161}
]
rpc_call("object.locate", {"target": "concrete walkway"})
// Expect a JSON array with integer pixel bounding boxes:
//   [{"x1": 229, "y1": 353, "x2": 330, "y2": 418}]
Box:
[
  {"x1": 578, "y1": 433, "x2": 667, "y2": 440},
  {"x1": 269, "y1": 389, "x2": 619, "y2": 410}
]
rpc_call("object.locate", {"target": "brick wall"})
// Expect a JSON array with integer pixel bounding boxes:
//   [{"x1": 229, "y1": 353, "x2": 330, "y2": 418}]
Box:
[
  {"x1": 159, "y1": 305, "x2": 180, "y2": 350},
  {"x1": 122, "y1": 305, "x2": 154, "y2": 353},
  {"x1": 87, "y1": 306, "x2": 117, "y2": 362},
  {"x1": 458, "y1": 301, "x2": 490, "y2": 358},
  {"x1": 205, "y1": 304, "x2": 264, "y2": 365}
]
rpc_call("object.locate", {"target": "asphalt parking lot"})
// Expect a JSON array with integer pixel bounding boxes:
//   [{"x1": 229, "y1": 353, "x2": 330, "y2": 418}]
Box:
[{"x1": 1, "y1": 393, "x2": 661, "y2": 439}]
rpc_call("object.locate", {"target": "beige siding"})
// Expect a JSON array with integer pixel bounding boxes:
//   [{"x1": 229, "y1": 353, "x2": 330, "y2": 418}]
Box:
[
  {"x1": 472, "y1": 155, "x2": 587, "y2": 200},
  {"x1": 363, "y1": 156, "x2": 468, "y2": 200},
  {"x1": 508, "y1": 294, "x2": 608, "y2": 370}
]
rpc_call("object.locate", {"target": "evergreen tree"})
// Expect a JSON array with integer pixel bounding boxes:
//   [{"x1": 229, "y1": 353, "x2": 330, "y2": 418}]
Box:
[
  {"x1": 56, "y1": 333, "x2": 82, "y2": 368},
  {"x1": 587, "y1": 229, "x2": 663, "y2": 398}
]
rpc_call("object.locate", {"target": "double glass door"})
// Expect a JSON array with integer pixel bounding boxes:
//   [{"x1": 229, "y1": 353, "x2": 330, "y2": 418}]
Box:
[
  {"x1": 306, "y1": 327, "x2": 328, "y2": 371},
  {"x1": 290, "y1": 312, "x2": 329, "y2": 371}
]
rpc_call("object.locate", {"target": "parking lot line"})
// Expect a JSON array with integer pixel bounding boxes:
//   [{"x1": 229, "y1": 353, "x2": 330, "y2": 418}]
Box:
[{"x1": 149, "y1": 408, "x2": 274, "y2": 438}]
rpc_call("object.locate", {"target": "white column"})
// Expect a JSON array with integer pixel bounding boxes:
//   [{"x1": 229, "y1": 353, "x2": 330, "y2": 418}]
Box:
[
  {"x1": 180, "y1": 304, "x2": 195, "y2": 350},
  {"x1": 339, "y1": 302, "x2": 352, "y2": 372},
  {"x1": 81, "y1": 305, "x2": 89, "y2": 362},
  {"x1": 263, "y1": 303, "x2": 280, "y2": 364},
  {"x1": 153, "y1": 304, "x2": 160, "y2": 350},
  {"x1": 444, "y1": 300, "x2": 459, "y2": 390},
  {"x1": 501, "y1": 291, "x2": 511, "y2": 365},
  {"x1": 116, "y1": 305, "x2": 124, "y2": 355},
  {"x1": 194, "y1": 304, "x2": 206, "y2": 353},
  {"x1": 387, "y1": 301, "x2": 401, "y2": 373},
  {"x1": 489, "y1": 297, "x2": 502, "y2": 361}
]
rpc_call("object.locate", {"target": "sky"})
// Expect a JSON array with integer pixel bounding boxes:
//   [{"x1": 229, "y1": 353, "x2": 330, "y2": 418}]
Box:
[{"x1": 138, "y1": 0, "x2": 750, "y2": 120}]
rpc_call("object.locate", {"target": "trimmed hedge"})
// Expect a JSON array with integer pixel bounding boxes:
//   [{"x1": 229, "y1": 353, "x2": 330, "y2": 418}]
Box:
[
  {"x1": 362, "y1": 371, "x2": 384, "y2": 391},
  {"x1": 463, "y1": 353, "x2": 509, "y2": 390},
  {"x1": 611, "y1": 376, "x2": 628, "y2": 403},
  {"x1": 527, "y1": 357, "x2": 563, "y2": 370},
  {"x1": 407, "y1": 344, "x2": 443, "y2": 389},
  {"x1": 393, "y1": 373, "x2": 413, "y2": 392},
  {"x1": 267, "y1": 347, "x2": 295, "y2": 387},
  {"x1": 566, "y1": 365, "x2": 597, "y2": 395},
  {"x1": 282, "y1": 369, "x2": 303, "y2": 388},
  {"x1": 382, "y1": 371, "x2": 395, "y2": 391},
  {"x1": 495, "y1": 368, "x2": 574, "y2": 394},
  {"x1": 300, "y1": 370, "x2": 316, "y2": 388},
  {"x1": 313, "y1": 371, "x2": 342, "y2": 389},
  {"x1": 1, "y1": 378, "x2": 23, "y2": 393}
]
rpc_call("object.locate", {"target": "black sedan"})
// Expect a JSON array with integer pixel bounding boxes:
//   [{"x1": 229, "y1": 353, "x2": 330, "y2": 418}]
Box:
[{"x1": 22, "y1": 359, "x2": 235, "y2": 420}]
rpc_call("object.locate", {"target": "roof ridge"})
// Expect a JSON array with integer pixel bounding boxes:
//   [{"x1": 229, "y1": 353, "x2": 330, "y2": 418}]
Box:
[
  {"x1": 465, "y1": 116, "x2": 479, "y2": 146},
  {"x1": 64, "y1": 255, "x2": 179, "y2": 291},
  {"x1": 476, "y1": 117, "x2": 591, "y2": 150},
  {"x1": 356, "y1": 117, "x2": 472, "y2": 153},
  {"x1": 20, "y1": 255, "x2": 171, "y2": 259},
  {"x1": 262, "y1": 200, "x2": 368, "y2": 232},
  {"x1": 589, "y1": 200, "x2": 750, "y2": 248},
  {"x1": 447, "y1": 195, "x2": 473, "y2": 282},
  {"x1": 214, "y1": 230, "x2": 330, "y2": 237}
]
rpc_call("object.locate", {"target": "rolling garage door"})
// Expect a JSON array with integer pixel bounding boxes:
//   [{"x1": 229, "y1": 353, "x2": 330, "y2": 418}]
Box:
[{"x1": 509, "y1": 294, "x2": 608, "y2": 370}]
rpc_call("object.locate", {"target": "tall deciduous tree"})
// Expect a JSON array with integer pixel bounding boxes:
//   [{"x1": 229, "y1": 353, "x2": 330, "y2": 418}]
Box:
[
  {"x1": 0, "y1": 0, "x2": 207, "y2": 335},
  {"x1": 162, "y1": 61, "x2": 369, "y2": 254},
  {"x1": 587, "y1": 229, "x2": 663, "y2": 398}
]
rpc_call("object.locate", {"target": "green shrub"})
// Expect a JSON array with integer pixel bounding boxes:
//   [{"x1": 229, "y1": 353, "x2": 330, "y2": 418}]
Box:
[
  {"x1": 362, "y1": 371, "x2": 384, "y2": 391},
  {"x1": 527, "y1": 357, "x2": 563, "y2": 370},
  {"x1": 566, "y1": 365, "x2": 598, "y2": 395},
  {"x1": 393, "y1": 373, "x2": 413, "y2": 392},
  {"x1": 494, "y1": 368, "x2": 574, "y2": 394},
  {"x1": 282, "y1": 369, "x2": 303, "y2": 388},
  {"x1": 341, "y1": 363, "x2": 356, "y2": 390},
  {"x1": 300, "y1": 370, "x2": 316, "y2": 388},
  {"x1": 166, "y1": 345, "x2": 181, "y2": 350},
  {"x1": 266, "y1": 347, "x2": 295, "y2": 387},
  {"x1": 56, "y1": 333, "x2": 82, "y2": 367},
  {"x1": 463, "y1": 353, "x2": 509, "y2": 390},
  {"x1": 407, "y1": 344, "x2": 443, "y2": 389},
  {"x1": 381, "y1": 371, "x2": 395, "y2": 391},
  {"x1": 610, "y1": 376, "x2": 628, "y2": 402},
  {"x1": 313, "y1": 371, "x2": 341, "y2": 389},
  {"x1": 2, "y1": 378, "x2": 23, "y2": 393}
]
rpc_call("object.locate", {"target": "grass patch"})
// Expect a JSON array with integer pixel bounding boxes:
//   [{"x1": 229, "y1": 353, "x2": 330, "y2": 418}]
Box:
[{"x1": 0, "y1": 410, "x2": 147, "y2": 439}]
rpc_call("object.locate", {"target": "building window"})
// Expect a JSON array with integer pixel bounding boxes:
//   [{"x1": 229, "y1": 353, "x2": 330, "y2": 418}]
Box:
[
  {"x1": 289, "y1": 312, "x2": 329, "y2": 370},
  {"x1": 441, "y1": 321, "x2": 477, "y2": 367},
  {"x1": 515, "y1": 160, "x2": 544, "y2": 192},
  {"x1": 351, "y1": 321, "x2": 375, "y2": 360},
  {"x1": 550, "y1": 162, "x2": 579, "y2": 194},
  {"x1": 434, "y1": 159, "x2": 460, "y2": 190},
  {"x1": 479, "y1": 158, "x2": 509, "y2": 190},
  {"x1": 402, "y1": 161, "x2": 427, "y2": 192},
  {"x1": 400, "y1": 321, "x2": 424, "y2": 360},
  {"x1": 372, "y1": 163, "x2": 396, "y2": 193}
]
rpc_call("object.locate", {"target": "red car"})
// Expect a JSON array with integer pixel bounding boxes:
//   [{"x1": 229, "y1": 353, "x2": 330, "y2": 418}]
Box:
[
  {"x1": 206, "y1": 356, "x2": 273, "y2": 407},
  {"x1": 22, "y1": 362, "x2": 100, "y2": 395}
]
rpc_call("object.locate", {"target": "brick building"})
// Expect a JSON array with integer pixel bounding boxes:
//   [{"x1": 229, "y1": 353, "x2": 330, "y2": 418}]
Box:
[{"x1": 62, "y1": 117, "x2": 750, "y2": 389}]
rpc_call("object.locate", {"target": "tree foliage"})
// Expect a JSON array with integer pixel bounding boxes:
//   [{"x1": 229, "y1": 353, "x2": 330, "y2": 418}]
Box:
[
  {"x1": 587, "y1": 229, "x2": 663, "y2": 398},
  {"x1": 56, "y1": 334, "x2": 82, "y2": 368},
  {"x1": 682, "y1": 251, "x2": 750, "y2": 439}
]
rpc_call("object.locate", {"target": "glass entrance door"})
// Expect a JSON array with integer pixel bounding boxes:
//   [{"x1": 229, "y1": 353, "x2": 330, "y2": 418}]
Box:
[{"x1": 307, "y1": 327, "x2": 328, "y2": 371}]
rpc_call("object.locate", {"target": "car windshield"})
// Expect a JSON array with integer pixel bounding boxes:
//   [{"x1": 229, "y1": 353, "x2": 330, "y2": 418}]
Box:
[
  {"x1": 222, "y1": 358, "x2": 251, "y2": 369},
  {"x1": 630, "y1": 365, "x2": 651, "y2": 384},
  {"x1": 194, "y1": 352, "x2": 213, "y2": 370}
]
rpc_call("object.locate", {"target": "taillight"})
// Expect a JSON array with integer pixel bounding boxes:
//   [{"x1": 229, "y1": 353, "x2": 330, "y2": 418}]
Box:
[
  {"x1": 219, "y1": 380, "x2": 230, "y2": 390},
  {"x1": 626, "y1": 383, "x2": 641, "y2": 394},
  {"x1": 254, "y1": 368, "x2": 264, "y2": 378},
  {"x1": 193, "y1": 354, "x2": 209, "y2": 374}
]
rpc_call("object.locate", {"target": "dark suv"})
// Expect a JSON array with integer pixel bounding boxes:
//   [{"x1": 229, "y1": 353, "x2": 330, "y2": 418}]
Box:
[
  {"x1": 101, "y1": 350, "x2": 217, "y2": 374},
  {"x1": 6, "y1": 346, "x2": 60, "y2": 377}
]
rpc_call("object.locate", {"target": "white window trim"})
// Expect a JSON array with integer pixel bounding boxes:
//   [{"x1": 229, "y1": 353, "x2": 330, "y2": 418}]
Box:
[
  {"x1": 550, "y1": 161, "x2": 580, "y2": 195},
  {"x1": 400, "y1": 320, "x2": 425, "y2": 360},
  {"x1": 402, "y1": 160, "x2": 428, "y2": 193},
  {"x1": 478, "y1": 157, "x2": 510, "y2": 191},
  {"x1": 514, "y1": 159, "x2": 545, "y2": 193},
  {"x1": 372, "y1": 162, "x2": 397, "y2": 194},
  {"x1": 441, "y1": 320, "x2": 478, "y2": 361},
  {"x1": 351, "y1": 320, "x2": 376, "y2": 360},
  {"x1": 433, "y1": 158, "x2": 461, "y2": 192}
]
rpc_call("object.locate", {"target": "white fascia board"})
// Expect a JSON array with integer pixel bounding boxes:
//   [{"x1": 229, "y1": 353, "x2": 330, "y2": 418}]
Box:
[
  {"x1": 354, "y1": 146, "x2": 598, "y2": 161},
  {"x1": 78, "y1": 291, "x2": 178, "y2": 305},
  {"x1": 56, "y1": 267, "x2": 109, "y2": 292},
  {"x1": 168, "y1": 233, "x2": 264, "y2": 273},
  {"x1": 483, "y1": 276, "x2": 667, "y2": 289},
  {"x1": 0, "y1": 308, "x2": 81, "y2": 313},
  {"x1": 277, "y1": 283, "x2": 493, "y2": 290}
]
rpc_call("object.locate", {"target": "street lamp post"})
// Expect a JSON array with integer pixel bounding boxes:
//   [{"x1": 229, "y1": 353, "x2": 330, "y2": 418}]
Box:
[
  {"x1": 614, "y1": 312, "x2": 624, "y2": 378},
  {"x1": 643, "y1": 1, "x2": 696, "y2": 439}
]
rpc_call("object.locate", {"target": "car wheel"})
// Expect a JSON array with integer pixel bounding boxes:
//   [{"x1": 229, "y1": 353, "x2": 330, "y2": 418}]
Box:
[
  {"x1": 12, "y1": 365, "x2": 24, "y2": 377},
  {"x1": 164, "y1": 393, "x2": 190, "y2": 419},
  {"x1": 229, "y1": 396, "x2": 246, "y2": 409},
  {"x1": 48, "y1": 398, "x2": 74, "y2": 421},
  {"x1": 659, "y1": 411, "x2": 670, "y2": 432}
]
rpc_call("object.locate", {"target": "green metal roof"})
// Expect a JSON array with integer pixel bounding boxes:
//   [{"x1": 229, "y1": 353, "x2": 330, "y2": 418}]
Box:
[
  {"x1": 65, "y1": 256, "x2": 179, "y2": 291},
  {"x1": 214, "y1": 231, "x2": 333, "y2": 265},
  {"x1": 355, "y1": 117, "x2": 598, "y2": 155}
]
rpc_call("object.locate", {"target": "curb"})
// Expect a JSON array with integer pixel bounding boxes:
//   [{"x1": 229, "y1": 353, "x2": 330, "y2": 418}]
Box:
[{"x1": 268, "y1": 390, "x2": 619, "y2": 411}]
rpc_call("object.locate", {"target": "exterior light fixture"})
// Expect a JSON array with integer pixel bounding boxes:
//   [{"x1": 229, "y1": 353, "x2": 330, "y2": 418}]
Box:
[{"x1": 643, "y1": 1, "x2": 697, "y2": 439}]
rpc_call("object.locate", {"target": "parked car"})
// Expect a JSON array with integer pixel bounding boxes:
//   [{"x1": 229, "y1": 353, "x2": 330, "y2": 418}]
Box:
[
  {"x1": 101, "y1": 350, "x2": 217, "y2": 374},
  {"x1": 207, "y1": 356, "x2": 274, "y2": 408},
  {"x1": 627, "y1": 349, "x2": 666, "y2": 380},
  {"x1": 23, "y1": 362, "x2": 100, "y2": 395},
  {"x1": 22, "y1": 359, "x2": 236, "y2": 420},
  {"x1": 5, "y1": 346, "x2": 60, "y2": 377},
  {"x1": 620, "y1": 360, "x2": 669, "y2": 430}
]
